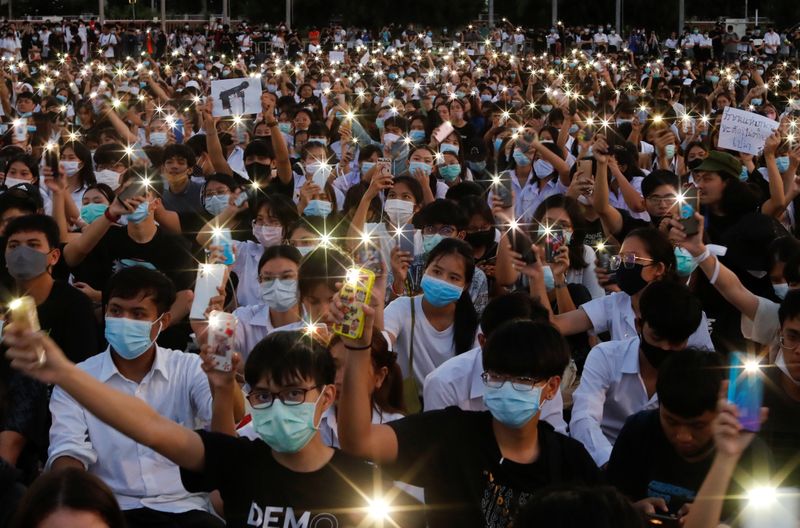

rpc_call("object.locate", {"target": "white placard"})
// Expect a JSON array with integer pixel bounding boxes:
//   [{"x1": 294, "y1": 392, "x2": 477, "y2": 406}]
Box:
[
  {"x1": 718, "y1": 106, "x2": 778, "y2": 155},
  {"x1": 210, "y1": 77, "x2": 262, "y2": 117},
  {"x1": 360, "y1": 51, "x2": 370, "y2": 65},
  {"x1": 329, "y1": 50, "x2": 345, "y2": 64}
]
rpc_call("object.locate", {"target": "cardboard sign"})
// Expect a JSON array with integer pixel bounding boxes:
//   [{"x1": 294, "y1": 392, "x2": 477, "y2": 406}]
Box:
[
  {"x1": 718, "y1": 106, "x2": 778, "y2": 155},
  {"x1": 210, "y1": 77, "x2": 262, "y2": 117},
  {"x1": 329, "y1": 51, "x2": 345, "y2": 64}
]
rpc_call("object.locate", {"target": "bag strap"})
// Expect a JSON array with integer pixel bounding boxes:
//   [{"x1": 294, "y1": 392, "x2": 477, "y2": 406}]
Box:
[{"x1": 408, "y1": 297, "x2": 416, "y2": 375}]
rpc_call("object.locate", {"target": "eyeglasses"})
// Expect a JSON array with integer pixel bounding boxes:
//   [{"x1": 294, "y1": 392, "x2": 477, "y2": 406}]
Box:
[
  {"x1": 646, "y1": 195, "x2": 678, "y2": 206},
  {"x1": 204, "y1": 189, "x2": 230, "y2": 198},
  {"x1": 423, "y1": 225, "x2": 457, "y2": 237},
  {"x1": 610, "y1": 253, "x2": 655, "y2": 271},
  {"x1": 252, "y1": 218, "x2": 282, "y2": 228},
  {"x1": 481, "y1": 371, "x2": 541, "y2": 392},
  {"x1": 246, "y1": 385, "x2": 321, "y2": 409},
  {"x1": 780, "y1": 334, "x2": 800, "y2": 352}
]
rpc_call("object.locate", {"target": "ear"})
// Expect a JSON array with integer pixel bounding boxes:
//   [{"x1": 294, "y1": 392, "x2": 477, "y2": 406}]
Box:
[
  {"x1": 48, "y1": 247, "x2": 61, "y2": 267},
  {"x1": 374, "y1": 366, "x2": 388, "y2": 390},
  {"x1": 158, "y1": 311, "x2": 172, "y2": 331},
  {"x1": 456, "y1": 230, "x2": 466, "y2": 240},
  {"x1": 542, "y1": 376, "x2": 561, "y2": 402},
  {"x1": 320, "y1": 383, "x2": 337, "y2": 410}
]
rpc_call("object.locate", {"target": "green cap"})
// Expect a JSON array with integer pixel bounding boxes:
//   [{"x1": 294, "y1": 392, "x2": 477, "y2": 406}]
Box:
[{"x1": 693, "y1": 151, "x2": 742, "y2": 180}]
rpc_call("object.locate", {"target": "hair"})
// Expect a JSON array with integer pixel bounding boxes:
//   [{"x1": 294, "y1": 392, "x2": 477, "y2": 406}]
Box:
[
  {"x1": 104, "y1": 267, "x2": 177, "y2": 315},
  {"x1": 61, "y1": 140, "x2": 96, "y2": 188},
  {"x1": 459, "y1": 194, "x2": 494, "y2": 228},
  {"x1": 514, "y1": 486, "x2": 643, "y2": 528},
  {"x1": 358, "y1": 144, "x2": 382, "y2": 162},
  {"x1": 412, "y1": 198, "x2": 469, "y2": 231},
  {"x1": 119, "y1": 165, "x2": 164, "y2": 197},
  {"x1": 480, "y1": 292, "x2": 550, "y2": 338},
  {"x1": 243, "y1": 139, "x2": 274, "y2": 160},
  {"x1": 639, "y1": 280, "x2": 702, "y2": 344},
  {"x1": 657, "y1": 348, "x2": 724, "y2": 418},
  {"x1": 779, "y1": 289, "x2": 800, "y2": 325},
  {"x1": 329, "y1": 332, "x2": 405, "y2": 415},
  {"x1": 245, "y1": 330, "x2": 335, "y2": 388},
  {"x1": 424, "y1": 238, "x2": 478, "y2": 354},
  {"x1": 84, "y1": 183, "x2": 116, "y2": 204},
  {"x1": 482, "y1": 320, "x2": 570, "y2": 379},
  {"x1": 162, "y1": 143, "x2": 197, "y2": 168},
  {"x1": 298, "y1": 247, "x2": 349, "y2": 299},
  {"x1": 6, "y1": 154, "x2": 39, "y2": 184},
  {"x1": 0, "y1": 189, "x2": 41, "y2": 217},
  {"x1": 11, "y1": 468, "x2": 125, "y2": 528},
  {"x1": 641, "y1": 170, "x2": 680, "y2": 198},
  {"x1": 625, "y1": 227, "x2": 678, "y2": 280},
  {"x1": 258, "y1": 244, "x2": 302, "y2": 270},
  {"x1": 255, "y1": 193, "x2": 300, "y2": 232},
  {"x1": 390, "y1": 176, "x2": 424, "y2": 205},
  {"x1": 533, "y1": 194, "x2": 588, "y2": 269},
  {"x1": 93, "y1": 142, "x2": 131, "y2": 168},
  {"x1": 445, "y1": 181, "x2": 484, "y2": 202},
  {"x1": 185, "y1": 133, "x2": 209, "y2": 156},
  {"x1": 770, "y1": 236, "x2": 800, "y2": 271},
  {"x1": 5, "y1": 214, "x2": 60, "y2": 249}
]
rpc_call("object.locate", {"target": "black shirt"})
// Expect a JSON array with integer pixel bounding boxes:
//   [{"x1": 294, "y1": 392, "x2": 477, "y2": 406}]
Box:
[
  {"x1": 37, "y1": 280, "x2": 99, "y2": 364},
  {"x1": 613, "y1": 208, "x2": 652, "y2": 241},
  {"x1": 387, "y1": 408, "x2": 601, "y2": 528},
  {"x1": 761, "y1": 367, "x2": 800, "y2": 488},
  {"x1": 180, "y1": 430, "x2": 422, "y2": 528}
]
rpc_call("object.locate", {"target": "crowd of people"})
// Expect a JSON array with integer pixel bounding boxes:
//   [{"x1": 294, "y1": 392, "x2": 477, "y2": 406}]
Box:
[{"x1": 0, "y1": 13, "x2": 799, "y2": 528}]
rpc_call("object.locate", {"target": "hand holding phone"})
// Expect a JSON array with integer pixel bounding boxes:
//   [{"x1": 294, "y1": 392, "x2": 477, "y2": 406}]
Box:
[
  {"x1": 208, "y1": 311, "x2": 237, "y2": 372},
  {"x1": 512, "y1": 230, "x2": 536, "y2": 265},
  {"x1": 433, "y1": 121, "x2": 455, "y2": 144},
  {"x1": 397, "y1": 224, "x2": 416, "y2": 257},
  {"x1": 678, "y1": 186, "x2": 699, "y2": 236},
  {"x1": 493, "y1": 173, "x2": 514, "y2": 209},
  {"x1": 333, "y1": 268, "x2": 376, "y2": 340},
  {"x1": 727, "y1": 352, "x2": 764, "y2": 432},
  {"x1": 543, "y1": 228, "x2": 567, "y2": 263}
]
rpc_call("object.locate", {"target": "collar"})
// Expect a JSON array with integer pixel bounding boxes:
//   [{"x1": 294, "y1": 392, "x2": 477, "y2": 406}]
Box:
[
  {"x1": 98, "y1": 345, "x2": 170, "y2": 383},
  {"x1": 468, "y1": 347, "x2": 486, "y2": 400},
  {"x1": 250, "y1": 303, "x2": 272, "y2": 327},
  {"x1": 621, "y1": 336, "x2": 642, "y2": 374}
]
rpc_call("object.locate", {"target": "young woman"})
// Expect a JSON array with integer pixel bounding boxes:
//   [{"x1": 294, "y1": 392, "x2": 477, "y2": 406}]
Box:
[
  {"x1": 408, "y1": 145, "x2": 445, "y2": 204},
  {"x1": 78, "y1": 184, "x2": 115, "y2": 228},
  {"x1": 59, "y1": 141, "x2": 96, "y2": 207}
]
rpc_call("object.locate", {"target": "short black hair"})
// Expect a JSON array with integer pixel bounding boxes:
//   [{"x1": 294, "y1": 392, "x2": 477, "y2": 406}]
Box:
[
  {"x1": 5, "y1": 214, "x2": 59, "y2": 249},
  {"x1": 93, "y1": 142, "x2": 132, "y2": 168},
  {"x1": 779, "y1": 289, "x2": 800, "y2": 325},
  {"x1": 0, "y1": 189, "x2": 41, "y2": 217},
  {"x1": 514, "y1": 486, "x2": 642, "y2": 528},
  {"x1": 480, "y1": 293, "x2": 549, "y2": 338},
  {"x1": 185, "y1": 133, "x2": 208, "y2": 156},
  {"x1": 245, "y1": 331, "x2": 335, "y2": 387},
  {"x1": 412, "y1": 199, "x2": 468, "y2": 230},
  {"x1": 657, "y1": 348, "x2": 724, "y2": 418},
  {"x1": 244, "y1": 139, "x2": 274, "y2": 160},
  {"x1": 298, "y1": 247, "x2": 348, "y2": 298},
  {"x1": 445, "y1": 181, "x2": 484, "y2": 201},
  {"x1": 639, "y1": 280, "x2": 702, "y2": 344},
  {"x1": 641, "y1": 170, "x2": 680, "y2": 198},
  {"x1": 483, "y1": 320, "x2": 570, "y2": 379},
  {"x1": 162, "y1": 143, "x2": 196, "y2": 168},
  {"x1": 104, "y1": 267, "x2": 177, "y2": 315},
  {"x1": 258, "y1": 244, "x2": 302, "y2": 270}
]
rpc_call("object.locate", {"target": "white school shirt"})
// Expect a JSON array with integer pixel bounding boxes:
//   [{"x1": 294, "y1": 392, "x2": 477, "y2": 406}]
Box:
[
  {"x1": 569, "y1": 336, "x2": 659, "y2": 466},
  {"x1": 423, "y1": 346, "x2": 568, "y2": 434},
  {"x1": 764, "y1": 31, "x2": 781, "y2": 53},
  {"x1": 47, "y1": 346, "x2": 213, "y2": 513},
  {"x1": 232, "y1": 303, "x2": 283, "y2": 361},
  {"x1": 487, "y1": 170, "x2": 569, "y2": 224},
  {"x1": 384, "y1": 295, "x2": 477, "y2": 391},
  {"x1": 231, "y1": 240, "x2": 265, "y2": 308},
  {"x1": 565, "y1": 245, "x2": 606, "y2": 299},
  {"x1": 580, "y1": 291, "x2": 714, "y2": 350}
]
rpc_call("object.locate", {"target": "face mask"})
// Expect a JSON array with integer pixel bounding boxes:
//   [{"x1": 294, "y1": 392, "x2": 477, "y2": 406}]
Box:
[
  {"x1": 305, "y1": 162, "x2": 332, "y2": 181},
  {"x1": 375, "y1": 117, "x2": 385, "y2": 130},
  {"x1": 80, "y1": 203, "x2": 108, "y2": 224},
  {"x1": 774, "y1": 282, "x2": 790, "y2": 300},
  {"x1": 56, "y1": 94, "x2": 68, "y2": 103},
  {"x1": 674, "y1": 246, "x2": 698, "y2": 276},
  {"x1": 709, "y1": 75, "x2": 720, "y2": 84},
  {"x1": 740, "y1": 79, "x2": 750, "y2": 87},
  {"x1": 253, "y1": 224, "x2": 283, "y2": 247},
  {"x1": 204, "y1": 194, "x2": 229, "y2": 216},
  {"x1": 104, "y1": 316, "x2": 163, "y2": 360},
  {"x1": 420, "y1": 274, "x2": 463, "y2": 307},
  {"x1": 687, "y1": 158, "x2": 703, "y2": 171},
  {"x1": 464, "y1": 228, "x2": 494, "y2": 249},
  {"x1": 751, "y1": 98, "x2": 763, "y2": 106},
  {"x1": 246, "y1": 162, "x2": 272, "y2": 183},
  {"x1": 739, "y1": 166, "x2": 750, "y2": 181},
  {"x1": 149, "y1": 131, "x2": 168, "y2": 146},
  {"x1": 568, "y1": 124, "x2": 579, "y2": 134},
  {"x1": 260, "y1": 278, "x2": 298, "y2": 312},
  {"x1": 7, "y1": 245, "x2": 49, "y2": 280},
  {"x1": 480, "y1": 94, "x2": 492, "y2": 102},
  {"x1": 4, "y1": 177, "x2": 29, "y2": 189},
  {"x1": 468, "y1": 160, "x2": 487, "y2": 174},
  {"x1": 776, "y1": 156, "x2": 791, "y2": 174},
  {"x1": 61, "y1": 160, "x2": 81, "y2": 177},
  {"x1": 493, "y1": 138, "x2": 504, "y2": 153},
  {"x1": 384, "y1": 199, "x2": 414, "y2": 226},
  {"x1": 513, "y1": 149, "x2": 531, "y2": 167},
  {"x1": 307, "y1": 137, "x2": 328, "y2": 146},
  {"x1": 541, "y1": 104, "x2": 553, "y2": 113},
  {"x1": 91, "y1": 168, "x2": 119, "y2": 190},
  {"x1": 542, "y1": 265, "x2": 555, "y2": 291},
  {"x1": 409, "y1": 161, "x2": 432, "y2": 177},
  {"x1": 360, "y1": 161, "x2": 376, "y2": 175},
  {"x1": 382, "y1": 132, "x2": 400, "y2": 147},
  {"x1": 296, "y1": 245, "x2": 314, "y2": 257},
  {"x1": 278, "y1": 122, "x2": 292, "y2": 134},
  {"x1": 250, "y1": 393, "x2": 322, "y2": 453},
  {"x1": 422, "y1": 233, "x2": 444, "y2": 254},
  {"x1": 533, "y1": 159, "x2": 553, "y2": 178},
  {"x1": 639, "y1": 333, "x2": 671, "y2": 369},
  {"x1": 128, "y1": 201, "x2": 150, "y2": 224},
  {"x1": 409, "y1": 129, "x2": 426, "y2": 143},
  {"x1": 616, "y1": 263, "x2": 648, "y2": 296},
  {"x1": 439, "y1": 164, "x2": 461, "y2": 182},
  {"x1": 484, "y1": 383, "x2": 543, "y2": 428},
  {"x1": 440, "y1": 143, "x2": 459, "y2": 155},
  {"x1": 664, "y1": 144, "x2": 676, "y2": 161},
  {"x1": 304, "y1": 199, "x2": 332, "y2": 218}
]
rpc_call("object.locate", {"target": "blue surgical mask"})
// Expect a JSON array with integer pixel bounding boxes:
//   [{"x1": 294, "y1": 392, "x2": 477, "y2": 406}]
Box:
[
  {"x1": 307, "y1": 137, "x2": 328, "y2": 146},
  {"x1": 422, "y1": 234, "x2": 444, "y2": 254},
  {"x1": 304, "y1": 199, "x2": 332, "y2": 218},
  {"x1": 484, "y1": 383, "x2": 543, "y2": 428},
  {"x1": 361, "y1": 161, "x2": 376, "y2": 174},
  {"x1": 149, "y1": 131, "x2": 168, "y2": 146},
  {"x1": 375, "y1": 117, "x2": 385, "y2": 130},
  {"x1": 420, "y1": 274, "x2": 463, "y2": 307},
  {"x1": 439, "y1": 164, "x2": 461, "y2": 182},
  {"x1": 740, "y1": 166, "x2": 750, "y2": 181},
  {"x1": 259, "y1": 279, "x2": 298, "y2": 312},
  {"x1": 409, "y1": 161, "x2": 432, "y2": 177},
  {"x1": 533, "y1": 159, "x2": 553, "y2": 178},
  {"x1": 278, "y1": 122, "x2": 292, "y2": 135},
  {"x1": 494, "y1": 138, "x2": 504, "y2": 152},
  {"x1": 774, "y1": 282, "x2": 790, "y2": 300},
  {"x1": 751, "y1": 98, "x2": 763, "y2": 106},
  {"x1": 440, "y1": 143, "x2": 459, "y2": 155},
  {"x1": 568, "y1": 124, "x2": 579, "y2": 134},
  {"x1": 468, "y1": 160, "x2": 487, "y2": 174},
  {"x1": 674, "y1": 246, "x2": 699, "y2": 276},
  {"x1": 409, "y1": 129, "x2": 426, "y2": 143},
  {"x1": 80, "y1": 203, "x2": 108, "y2": 224},
  {"x1": 541, "y1": 104, "x2": 553, "y2": 113},
  {"x1": 709, "y1": 75, "x2": 720, "y2": 84},
  {"x1": 664, "y1": 144, "x2": 676, "y2": 160},
  {"x1": 204, "y1": 194, "x2": 229, "y2": 216},
  {"x1": 250, "y1": 394, "x2": 322, "y2": 453},
  {"x1": 128, "y1": 201, "x2": 150, "y2": 224},
  {"x1": 543, "y1": 265, "x2": 555, "y2": 291},
  {"x1": 104, "y1": 316, "x2": 163, "y2": 360},
  {"x1": 480, "y1": 94, "x2": 492, "y2": 102},
  {"x1": 513, "y1": 149, "x2": 531, "y2": 166},
  {"x1": 296, "y1": 246, "x2": 314, "y2": 257},
  {"x1": 776, "y1": 156, "x2": 791, "y2": 174}
]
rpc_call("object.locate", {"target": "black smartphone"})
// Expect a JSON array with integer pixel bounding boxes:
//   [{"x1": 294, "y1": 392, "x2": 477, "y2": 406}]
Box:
[
  {"x1": 646, "y1": 513, "x2": 681, "y2": 528},
  {"x1": 118, "y1": 180, "x2": 148, "y2": 202},
  {"x1": 512, "y1": 230, "x2": 536, "y2": 265},
  {"x1": 543, "y1": 228, "x2": 567, "y2": 263},
  {"x1": 44, "y1": 147, "x2": 59, "y2": 175},
  {"x1": 679, "y1": 186, "x2": 699, "y2": 236},
  {"x1": 494, "y1": 173, "x2": 513, "y2": 209}
]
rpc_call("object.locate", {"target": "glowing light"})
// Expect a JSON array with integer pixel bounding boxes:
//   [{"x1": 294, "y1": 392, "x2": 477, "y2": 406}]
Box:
[
  {"x1": 8, "y1": 298, "x2": 22, "y2": 310},
  {"x1": 747, "y1": 486, "x2": 777, "y2": 508},
  {"x1": 367, "y1": 498, "x2": 391, "y2": 520},
  {"x1": 346, "y1": 268, "x2": 361, "y2": 285},
  {"x1": 744, "y1": 360, "x2": 761, "y2": 373}
]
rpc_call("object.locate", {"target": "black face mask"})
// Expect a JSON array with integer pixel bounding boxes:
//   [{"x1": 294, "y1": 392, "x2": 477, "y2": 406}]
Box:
[
  {"x1": 246, "y1": 162, "x2": 272, "y2": 183},
  {"x1": 639, "y1": 333, "x2": 671, "y2": 369},
  {"x1": 616, "y1": 263, "x2": 649, "y2": 296},
  {"x1": 687, "y1": 158, "x2": 703, "y2": 171},
  {"x1": 465, "y1": 228, "x2": 495, "y2": 249}
]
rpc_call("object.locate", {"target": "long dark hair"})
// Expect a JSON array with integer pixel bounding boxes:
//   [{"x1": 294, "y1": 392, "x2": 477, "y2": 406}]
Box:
[
  {"x1": 424, "y1": 237, "x2": 479, "y2": 355},
  {"x1": 533, "y1": 194, "x2": 588, "y2": 270},
  {"x1": 12, "y1": 468, "x2": 126, "y2": 528},
  {"x1": 626, "y1": 227, "x2": 678, "y2": 282},
  {"x1": 62, "y1": 140, "x2": 96, "y2": 188}
]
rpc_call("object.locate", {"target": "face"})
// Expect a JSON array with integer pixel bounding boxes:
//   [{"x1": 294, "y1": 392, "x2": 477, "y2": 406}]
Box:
[
  {"x1": 294, "y1": 112, "x2": 312, "y2": 131},
  {"x1": 17, "y1": 97, "x2": 34, "y2": 113},
  {"x1": 780, "y1": 315, "x2": 800, "y2": 380},
  {"x1": 258, "y1": 257, "x2": 298, "y2": 283},
  {"x1": 301, "y1": 282, "x2": 337, "y2": 322},
  {"x1": 163, "y1": 156, "x2": 190, "y2": 182},
  {"x1": 0, "y1": 208, "x2": 29, "y2": 235},
  {"x1": 425, "y1": 253, "x2": 467, "y2": 289},
  {"x1": 5, "y1": 161, "x2": 35, "y2": 184},
  {"x1": 38, "y1": 508, "x2": 111, "y2": 528},
  {"x1": 645, "y1": 184, "x2": 679, "y2": 218},
  {"x1": 253, "y1": 373, "x2": 335, "y2": 430},
  {"x1": 288, "y1": 225, "x2": 316, "y2": 249},
  {"x1": 385, "y1": 181, "x2": 418, "y2": 205},
  {"x1": 693, "y1": 171, "x2": 726, "y2": 206},
  {"x1": 540, "y1": 207, "x2": 572, "y2": 233},
  {"x1": 620, "y1": 236, "x2": 666, "y2": 283},
  {"x1": 410, "y1": 148, "x2": 434, "y2": 165},
  {"x1": 659, "y1": 407, "x2": 716, "y2": 460},
  {"x1": 82, "y1": 188, "x2": 110, "y2": 206},
  {"x1": 6, "y1": 230, "x2": 59, "y2": 269},
  {"x1": 686, "y1": 146, "x2": 707, "y2": 163},
  {"x1": 106, "y1": 293, "x2": 170, "y2": 341},
  {"x1": 467, "y1": 213, "x2": 492, "y2": 234},
  {"x1": 61, "y1": 147, "x2": 82, "y2": 167}
]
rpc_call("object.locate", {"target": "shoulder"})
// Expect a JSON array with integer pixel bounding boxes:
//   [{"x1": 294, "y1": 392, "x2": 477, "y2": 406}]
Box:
[
  {"x1": 232, "y1": 304, "x2": 263, "y2": 322},
  {"x1": 75, "y1": 350, "x2": 109, "y2": 372}
]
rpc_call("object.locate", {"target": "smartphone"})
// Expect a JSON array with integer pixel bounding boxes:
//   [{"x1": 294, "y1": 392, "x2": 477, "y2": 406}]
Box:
[
  {"x1": 356, "y1": 242, "x2": 383, "y2": 275},
  {"x1": 595, "y1": 244, "x2": 617, "y2": 285},
  {"x1": 433, "y1": 121, "x2": 455, "y2": 144},
  {"x1": 174, "y1": 118, "x2": 185, "y2": 144},
  {"x1": 9, "y1": 296, "x2": 40, "y2": 332},
  {"x1": 543, "y1": 228, "x2": 567, "y2": 263},
  {"x1": 211, "y1": 228, "x2": 236, "y2": 266},
  {"x1": 512, "y1": 230, "x2": 536, "y2": 265},
  {"x1": 397, "y1": 224, "x2": 416, "y2": 256},
  {"x1": 679, "y1": 186, "x2": 699, "y2": 237},
  {"x1": 377, "y1": 157, "x2": 392, "y2": 178},
  {"x1": 494, "y1": 173, "x2": 514, "y2": 209},
  {"x1": 577, "y1": 159, "x2": 594, "y2": 185},
  {"x1": 646, "y1": 513, "x2": 681, "y2": 528},
  {"x1": 310, "y1": 163, "x2": 329, "y2": 190},
  {"x1": 333, "y1": 268, "x2": 376, "y2": 340},
  {"x1": 515, "y1": 130, "x2": 538, "y2": 153},
  {"x1": 727, "y1": 352, "x2": 764, "y2": 432},
  {"x1": 45, "y1": 147, "x2": 60, "y2": 175},
  {"x1": 208, "y1": 310, "x2": 236, "y2": 372},
  {"x1": 13, "y1": 118, "x2": 27, "y2": 143},
  {"x1": 190, "y1": 263, "x2": 227, "y2": 320},
  {"x1": 118, "y1": 180, "x2": 148, "y2": 202}
]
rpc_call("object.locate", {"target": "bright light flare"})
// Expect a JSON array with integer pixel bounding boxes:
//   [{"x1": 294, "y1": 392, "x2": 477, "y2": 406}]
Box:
[
  {"x1": 747, "y1": 486, "x2": 777, "y2": 508},
  {"x1": 367, "y1": 498, "x2": 391, "y2": 520}
]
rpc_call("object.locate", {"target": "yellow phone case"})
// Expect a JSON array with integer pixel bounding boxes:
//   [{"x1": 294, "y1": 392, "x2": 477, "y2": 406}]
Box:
[{"x1": 332, "y1": 268, "x2": 375, "y2": 340}]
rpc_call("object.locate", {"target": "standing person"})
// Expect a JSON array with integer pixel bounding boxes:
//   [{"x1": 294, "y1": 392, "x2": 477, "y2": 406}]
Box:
[{"x1": 97, "y1": 25, "x2": 117, "y2": 59}]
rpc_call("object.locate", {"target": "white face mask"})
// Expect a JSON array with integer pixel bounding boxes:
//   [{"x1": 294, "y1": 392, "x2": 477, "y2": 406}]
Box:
[
  {"x1": 61, "y1": 160, "x2": 81, "y2": 177},
  {"x1": 4, "y1": 177, "x2": 30, "y2": 188},
  {"x1": 384, "y1": 198, "x2": 414, "y2": 226},
  {"x1": 94, "y1": 169, "x2": 121, "y2": 190}
]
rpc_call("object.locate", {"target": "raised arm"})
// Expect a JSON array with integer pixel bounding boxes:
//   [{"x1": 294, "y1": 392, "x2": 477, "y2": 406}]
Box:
[
  {"x1": 201, "y1": 108, "x2": 234, "y2": 177},
  {"x1": 591, "y1": 144, "x2": 624, "y2": 237},
  {"x1": 63, "y1": 195, "x2": 139, "y2": 267},
  {"x1": 760, "y1": 131, "x2": 786, "y2": 218}
]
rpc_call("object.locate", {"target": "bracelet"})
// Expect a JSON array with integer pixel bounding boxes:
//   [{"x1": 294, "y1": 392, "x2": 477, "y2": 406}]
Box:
[
  {"x1": 697, "y1": 247, "x2": 711, "y2": 264},
  {"x1": 266, "y1": 121, "x2": 279, "y2": 127},
  {"x1": 345, "y1": 344, "x2": 372, "y2": 351},
  {"x1": 709, "y1": 256, "x2": 721, "y2": 285},
  {"x1": 104, "y1": 208, "x2": 120, "y2": 223},
  {"x1": 554, "y1": 282, "x2": 568, "y2": 289}
]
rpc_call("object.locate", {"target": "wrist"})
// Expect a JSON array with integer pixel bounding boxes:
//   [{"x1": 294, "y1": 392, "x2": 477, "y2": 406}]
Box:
[{"x1": 104, "y1": 208, "x2": 120, "y2": 223}]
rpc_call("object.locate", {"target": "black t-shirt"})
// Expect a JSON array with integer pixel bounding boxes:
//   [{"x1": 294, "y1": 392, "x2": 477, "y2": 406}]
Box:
[
  {"x1": 613, "y1": 208, "x2": 652, "y2": 241},
  {"x1": 761, "y1": 367, "x2": 800, "y2": 488},
  {"x1": 37, "y1": 280, "x2": 99, "y2": 364},
  {"x1": 607, "y1": 409, "x2": 769, "y2": 517},
  {"x1": 387, "y1": 408, "x2": 601, "y2": 528},
  {"x1": 181, "y1": 430, "x2": 422, "y2": 528}
]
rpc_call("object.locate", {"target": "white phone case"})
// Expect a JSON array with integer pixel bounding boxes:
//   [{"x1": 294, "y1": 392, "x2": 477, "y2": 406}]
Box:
[{"x1": 190, "y1": 264, "x2": 226, "y2": 320}]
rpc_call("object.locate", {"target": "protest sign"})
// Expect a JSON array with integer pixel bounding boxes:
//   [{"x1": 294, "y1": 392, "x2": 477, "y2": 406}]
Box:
[
  {"x1": 210, "y1": 77, "x2": 262, "y2": 117},
  {"x1": 718, "y1": 106, "x2": 779, "y2": 155}
]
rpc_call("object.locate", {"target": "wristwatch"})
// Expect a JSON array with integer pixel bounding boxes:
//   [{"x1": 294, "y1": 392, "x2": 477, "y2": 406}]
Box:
[{"x1": 266, "y1": 120, "x2": 279, "y2": 127}]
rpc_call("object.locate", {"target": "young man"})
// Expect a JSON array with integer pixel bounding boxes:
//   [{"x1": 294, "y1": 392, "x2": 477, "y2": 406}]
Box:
[
  {"x1": 45, "y1": 267, "x2": 225, "y2": 528},
  {"x1": 423, "y1": 292, "x2": 567, "y2": 433},
  {"x1": 337, "y1": 310, "x2": 600, "y2": 527},
  {"x1": 5, "y1": 325, "x2": 422, "y2": 527},
  {"x1": 159, "y1": 144, "x2": 205, "y2": 218},
  {"x1": 570, "y1": 280, "x2": 703, "y2": 467}
]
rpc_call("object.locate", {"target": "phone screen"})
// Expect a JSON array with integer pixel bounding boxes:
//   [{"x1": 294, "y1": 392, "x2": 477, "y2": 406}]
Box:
[{"x1": 727, "y1": 352, "x2": 764, "y2": 432}]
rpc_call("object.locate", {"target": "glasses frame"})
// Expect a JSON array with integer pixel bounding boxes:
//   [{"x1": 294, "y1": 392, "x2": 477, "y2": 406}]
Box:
[
  {"x1": 481, "y1": 371, "x2": 542, "y2": 392},
  {"x1": 246, "y1": 385, "x2": 322, "y2": 409},
  {"x1": 609, "y1": 253, "x2": 655, "y2": 271}
]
